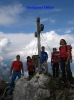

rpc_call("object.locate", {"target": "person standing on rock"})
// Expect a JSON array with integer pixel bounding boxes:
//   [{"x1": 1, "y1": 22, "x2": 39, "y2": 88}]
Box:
[
  {"x1": 41, "y1": 46, "x2": 48, "y2": 73},
  {"x1": 55, "y1": 39, "x2": 73, "y2": 84},
  {"x1": 51, "y1": 48, "x2": 60, "y2": 77},
  {"x1": 26, "y1": 56, "x2": 35, "y2": 76},
  {"x1": 9, "y1": 55, "x2": 24, "y2": 94},
  {"x1": 59, "y1": 39, "x2": 73, "y2": 84}
]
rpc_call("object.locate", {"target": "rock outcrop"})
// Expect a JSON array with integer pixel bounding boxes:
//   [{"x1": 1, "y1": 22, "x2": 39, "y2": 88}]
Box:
[
  {"x1": 0, "y1": 80, "x2": 11, "y2": 100},
  {"x1": 13, "y1": 72, "x2": 51, "y2": 100},
  {"x1": 12, "y1": 72, "x2": 74, "y2": 100}
]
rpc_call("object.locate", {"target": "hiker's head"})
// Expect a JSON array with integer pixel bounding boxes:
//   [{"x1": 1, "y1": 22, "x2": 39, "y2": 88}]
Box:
[
  {"x1": 53, "y1": 48, "x2": 57, "y2": 52},
  {"x1": 16, "y1": 55, "x2": 20, "y2": 61},
  {"x1": 27, "y1": 56, "x2": 31, "y2": 61},
  {"x1": 41, "y1": 46, "x2": 45, "y2": 51},
  {"x1": 60, "y1": 39, "x2": 67, "y2": 45}
]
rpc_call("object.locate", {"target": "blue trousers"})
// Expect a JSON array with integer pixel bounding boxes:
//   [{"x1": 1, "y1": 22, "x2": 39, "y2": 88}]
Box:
[{"x1": 9, "y1": 71, "x2": 21, "y2": 92}]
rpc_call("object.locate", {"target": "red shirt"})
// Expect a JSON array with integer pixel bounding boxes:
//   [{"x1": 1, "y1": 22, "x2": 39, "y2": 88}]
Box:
[
  {"x1": 26, "y1": 60, "x2": 34, "y2": 72},
  {"x1": 11, "y1": 61, "x2": 23, "y2": 72},
  {"x1": 51, "y1": 51, "x2": 59, "y2": 63},
  {"x1": 59, "y1": 45, "x2": 70, "y2": 58}
]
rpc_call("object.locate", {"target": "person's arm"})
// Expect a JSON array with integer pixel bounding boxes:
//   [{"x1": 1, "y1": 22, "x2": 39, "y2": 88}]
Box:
[
  {"x1": 54, "y1": 53, "x2": 60, "y2": 56},
  {"x1": 65, "y1": 46, "x2": 70, "y2": 65},
  {"x1": 44, "y1": 52, "x2": 48, "y2": 62},
  {"x1": 66, "y1": 50, "x2": 70, "y2": 62}
]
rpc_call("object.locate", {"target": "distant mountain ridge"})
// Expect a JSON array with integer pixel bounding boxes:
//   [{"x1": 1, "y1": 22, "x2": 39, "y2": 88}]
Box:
[{"x1": 0, "y1": 60, "x2": 74, "y2": 82}]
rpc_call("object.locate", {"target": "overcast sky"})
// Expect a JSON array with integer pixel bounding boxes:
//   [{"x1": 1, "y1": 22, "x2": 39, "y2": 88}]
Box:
[{"x1": 0, "y1": 0, "x2": 74, "y2": 67}]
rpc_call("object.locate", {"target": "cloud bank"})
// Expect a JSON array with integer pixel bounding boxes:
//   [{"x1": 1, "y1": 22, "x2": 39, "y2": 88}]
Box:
[{"x1": 0, "y1": 31, "x2": 74, "y2": 63}]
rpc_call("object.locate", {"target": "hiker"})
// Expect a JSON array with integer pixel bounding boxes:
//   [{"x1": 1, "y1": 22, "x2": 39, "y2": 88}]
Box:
[
  {"x1": 41, "y1": 46, "x2": 48, "y2": 73},
  {"x1": 59, "y1": 39, "x2": 73, "y2": 84},
  {"x1": 9, "y1": 55, "x2": 24, "y2": 94},
  {"x1": 32, "y1": 56, "x2": 36, "y2": 73},
  {"x1": 26, "y1": 56, "x2": 35, "y2": 76},
  {"x1": 51, "y1": 48, "x2": 59, "y2": 77}
]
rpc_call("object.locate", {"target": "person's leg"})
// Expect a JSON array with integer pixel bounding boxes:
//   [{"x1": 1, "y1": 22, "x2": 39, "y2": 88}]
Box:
[
  {"x1": 66, "y1": 61, "x2": 73, "y2": 83},
  {"x1": 28, "y1": 71, "x2": 30, "y2": 76},
  {"x1": 33, "y1": 66, "x2": 35, "y2": 73},
  {"x1": 41, "y1": 63, "x2": 43, "y2": 72},
  {"x1": 56, "y1": 63, "x2": 59, "y2": 78},
  {"x1": 17, "y1": 71, "x2": 21, "y2": 79},
  {"x1": 60, "y1": 59, "x2": 66, "y2": 82},
  {"x1": 43, "y1": 62, "x2": 48, "y2": 73},
  {"x1": 52, "y1": 63, "x2": 56, "y2": 77},
  {"x1": 9, "y1": 72, "x2": 17, "y2": 92},
  {"x1": 30, "y1": 71, "x2": 34, "y2": 76}
]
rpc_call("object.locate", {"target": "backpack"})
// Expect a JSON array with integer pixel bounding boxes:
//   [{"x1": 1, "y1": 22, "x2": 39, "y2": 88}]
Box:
[{"x1": 60, "y1": 45, "x2": 72, "y2": 62}]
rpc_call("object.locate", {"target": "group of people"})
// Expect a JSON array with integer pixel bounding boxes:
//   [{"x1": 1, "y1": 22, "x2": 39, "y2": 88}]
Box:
[
  {"x1": 51, "y1": 39, "x2": 73, "y2": 84},
  {"x1": 9, "y1": 38, "x2": 74, "y2": 94},
  {"x1": 9, "y1": 46, "x2": 48, "y2": 94}
]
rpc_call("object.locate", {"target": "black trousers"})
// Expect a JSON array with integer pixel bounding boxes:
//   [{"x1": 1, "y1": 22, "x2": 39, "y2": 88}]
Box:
[
  {"x1": 52, "y1": 63, "x2": 59, "y2": 77},
  {"x1": 28, "y1": 71, "x2": 34, "y2": 76},
  {"x1": 60, "y1": 58, "x2": 73, "y2": 82}
]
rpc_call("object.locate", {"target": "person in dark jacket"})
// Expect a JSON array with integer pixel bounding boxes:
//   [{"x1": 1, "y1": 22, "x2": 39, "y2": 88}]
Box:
[
  {"x1": 51, "y1": 48, "x2": 59, "y2": 77},
  {"x1": 26, "y1": 56, "x2": 35, "y2": 76}
]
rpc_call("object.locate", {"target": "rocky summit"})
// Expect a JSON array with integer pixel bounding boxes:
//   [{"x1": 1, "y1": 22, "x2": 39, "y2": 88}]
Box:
[
  {"x1": 1, "y1": 72, "x2": 74, "y2": 100},
  {"x1": 13, "y1": 72, "x2": 74, "y2": 100},
  {"x1": 13, "y1": 72, "x2": 51, "y2": 100}
]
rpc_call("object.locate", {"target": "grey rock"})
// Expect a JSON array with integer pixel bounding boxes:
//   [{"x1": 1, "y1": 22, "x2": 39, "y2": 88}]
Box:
[{"x1": 13, "y1": 72, "x2": 50, "y2": 100}]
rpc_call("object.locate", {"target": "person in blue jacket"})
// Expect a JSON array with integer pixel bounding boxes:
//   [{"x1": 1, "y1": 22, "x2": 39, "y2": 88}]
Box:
[{"x1": 41, "y1": 46, "x2": 48, "y2": 73}]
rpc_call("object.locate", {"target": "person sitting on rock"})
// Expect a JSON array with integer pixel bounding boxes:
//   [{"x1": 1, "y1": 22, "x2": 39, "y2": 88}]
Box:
[
  {"x1": 51, "y1": 48, "x2": 60, "y2": 78},
  {"x1": 26, "y1": 56, "x2": 35, "y2": 76}
]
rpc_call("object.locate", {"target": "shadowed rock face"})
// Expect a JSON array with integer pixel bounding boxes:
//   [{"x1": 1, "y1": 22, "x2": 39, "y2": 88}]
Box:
[
  {"x1": 12, "y1": 71, "x2": 74, "y2": 100},
  {"x1": 0, "y1": 80, "x2": 11, "y2": 100},
  {"x1": 0, "y1": 80, "x2": 9, "y2": 94}
]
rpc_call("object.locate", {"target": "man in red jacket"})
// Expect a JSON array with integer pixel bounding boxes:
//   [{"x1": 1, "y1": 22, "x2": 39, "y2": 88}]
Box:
[{"x1": 9, "y1": 55, "x2": 24, "y2": 94}]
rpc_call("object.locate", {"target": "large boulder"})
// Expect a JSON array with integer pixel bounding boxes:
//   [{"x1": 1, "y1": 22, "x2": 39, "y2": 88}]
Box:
[
  {"x1": 13, "y1": 72, "x2": 74, "y2": 100},
  {"x1": 13, "y1": 72, "x2": 51, "y2": 100}
]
